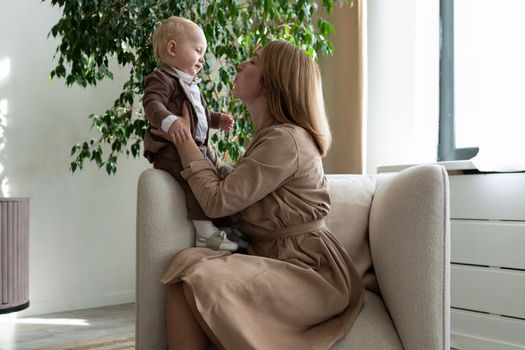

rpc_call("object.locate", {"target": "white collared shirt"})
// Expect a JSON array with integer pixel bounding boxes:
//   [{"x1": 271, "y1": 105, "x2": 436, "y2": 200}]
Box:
[{"x1": 160, "y1": 68, "x2": 208, "y2": 143}]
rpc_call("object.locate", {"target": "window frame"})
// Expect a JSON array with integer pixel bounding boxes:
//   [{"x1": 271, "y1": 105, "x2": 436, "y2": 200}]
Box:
[{"x1": 438, "y1": 0, "x2": 479, "y2": 161}]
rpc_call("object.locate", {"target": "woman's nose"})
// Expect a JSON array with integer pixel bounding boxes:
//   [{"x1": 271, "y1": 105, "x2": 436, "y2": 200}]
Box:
[{"x1": 237, "y1": 62, "x2": 245, "y2": 72}]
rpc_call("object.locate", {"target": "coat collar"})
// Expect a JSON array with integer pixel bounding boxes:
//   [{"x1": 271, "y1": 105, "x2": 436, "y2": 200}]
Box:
[{"x1": 159, "y1": 64, "x2": 202, "y2": 85}]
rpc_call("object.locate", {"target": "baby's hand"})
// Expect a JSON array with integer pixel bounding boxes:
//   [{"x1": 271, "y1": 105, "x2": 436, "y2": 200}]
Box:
[
  {"x1": 168, "y1": 119, "x2": 191, "y2": 145},
  {"x1": 219, "y1": 113, "x2": 234, "y2": 132}
]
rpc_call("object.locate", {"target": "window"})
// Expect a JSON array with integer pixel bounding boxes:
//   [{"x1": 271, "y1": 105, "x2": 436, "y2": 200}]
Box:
[{"x1": 439, "y1": 0, "x2": 525, "y2": 162}]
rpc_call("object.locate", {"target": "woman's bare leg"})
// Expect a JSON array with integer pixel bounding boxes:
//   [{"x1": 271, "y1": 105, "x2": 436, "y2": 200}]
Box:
[{"x1": 166, "y1": 283, "x2": 209, "y2": 350}]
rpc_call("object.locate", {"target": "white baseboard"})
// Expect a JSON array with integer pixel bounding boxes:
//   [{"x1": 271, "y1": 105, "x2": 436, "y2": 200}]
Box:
[{"x1": 13, "y1": 290, "x2": 135, "y2": 317}]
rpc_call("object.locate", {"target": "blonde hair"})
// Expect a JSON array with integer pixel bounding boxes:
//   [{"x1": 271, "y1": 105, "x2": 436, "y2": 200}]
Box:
[
  {"x1": 258, "y1": 40, "x2": 332, "y2": 156},
  {"x1": 152, "y1": 16, "x2": 198, "y2": 63}
]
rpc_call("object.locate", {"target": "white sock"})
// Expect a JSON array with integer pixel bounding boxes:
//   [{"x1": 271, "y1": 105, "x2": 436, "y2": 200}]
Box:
[{"x1": 192, "y1": 220, "x2": 218, "y2": 238}]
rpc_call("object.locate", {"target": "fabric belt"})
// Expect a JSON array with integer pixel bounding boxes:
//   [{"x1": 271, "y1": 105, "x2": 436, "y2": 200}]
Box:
[{"x1": 242, "y1": 219, "x2": 327, "y2": 243}]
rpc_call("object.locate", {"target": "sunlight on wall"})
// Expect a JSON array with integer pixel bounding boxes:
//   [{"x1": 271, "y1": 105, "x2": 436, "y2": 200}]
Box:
[
  {"x1": 0, "y1": 58, "x2": 10, "y2": 82},
  {"x1": 0, "y1": 57, "x2": 10, "y2": 197},
  {"x1": 0, "y1": 100, "x2": 6, "y2": 129},
  {"x1": 0, "y1": 98, "x2": 10, "y2": 197}
]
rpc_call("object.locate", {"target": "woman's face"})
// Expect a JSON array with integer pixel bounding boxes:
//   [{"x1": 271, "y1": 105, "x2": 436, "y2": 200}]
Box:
[{"x1": 232, "y1": 54, "x2": 264, "y2": 103}]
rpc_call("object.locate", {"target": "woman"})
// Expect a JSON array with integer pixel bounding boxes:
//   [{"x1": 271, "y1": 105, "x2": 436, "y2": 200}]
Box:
[{"x1": 153, "y1": 40, "x2": 364, "y2": 350}]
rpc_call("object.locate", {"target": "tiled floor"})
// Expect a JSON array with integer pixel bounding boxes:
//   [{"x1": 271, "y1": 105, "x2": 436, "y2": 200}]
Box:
[{"x1": 0, "y1": 303, "x2": 135, "y2": 350}]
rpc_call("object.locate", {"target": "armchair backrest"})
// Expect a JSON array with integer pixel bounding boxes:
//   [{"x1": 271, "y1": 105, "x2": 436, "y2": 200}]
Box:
[
  {"x1": 325, "y1": 174, "x2": 379, "y2": 292},
  {"x1": 369, "y1": 164, "x2": 450, "y2": 350}
]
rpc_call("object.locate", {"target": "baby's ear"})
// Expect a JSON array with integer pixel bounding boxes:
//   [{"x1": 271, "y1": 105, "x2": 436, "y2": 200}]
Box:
[{"x1": 166, "y1": 40, "x2": 178, "y2": 56}]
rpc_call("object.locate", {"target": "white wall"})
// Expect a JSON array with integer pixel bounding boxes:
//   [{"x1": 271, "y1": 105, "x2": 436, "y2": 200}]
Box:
[
  {"x1": 366, "y1": 0, "x2": 440, "y2": 174},
  {"x1": 0, "y1": 0, "x2": 148, "y2": 316}
]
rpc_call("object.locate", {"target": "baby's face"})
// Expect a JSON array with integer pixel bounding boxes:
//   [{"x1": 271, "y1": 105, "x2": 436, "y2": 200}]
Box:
[{"x1": 171, "y1": 27, "x2": 207, "y2": 76}]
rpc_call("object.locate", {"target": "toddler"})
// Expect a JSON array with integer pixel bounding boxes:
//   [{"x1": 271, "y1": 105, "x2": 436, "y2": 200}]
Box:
[{"x1": 143, "y1": 16, "x2": 240, "y2": 251}]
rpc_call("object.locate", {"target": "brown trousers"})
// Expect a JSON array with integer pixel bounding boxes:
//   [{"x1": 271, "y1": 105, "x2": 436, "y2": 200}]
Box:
[{"x1": 152, "y1": 145, "x2": 231, "y2": 226}]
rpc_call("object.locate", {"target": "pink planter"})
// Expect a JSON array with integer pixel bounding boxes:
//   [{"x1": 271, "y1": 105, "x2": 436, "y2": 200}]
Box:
[{"x1": 0, "y1": 198, "x2": 29, "y2": 314}]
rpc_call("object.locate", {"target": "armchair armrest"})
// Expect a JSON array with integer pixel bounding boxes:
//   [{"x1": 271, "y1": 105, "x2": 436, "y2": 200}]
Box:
[
  {"x1": 136, "y1": 169, "x2": 193, "y2": 350},
  {"x1": 369, "y1": 164, "x2": 450, "y2": 350}
]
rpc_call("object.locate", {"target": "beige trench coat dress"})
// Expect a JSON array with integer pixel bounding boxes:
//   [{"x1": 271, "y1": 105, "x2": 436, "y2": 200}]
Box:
[{"x1": 161, "y1": 123, "x2": 364, "y2": 350}]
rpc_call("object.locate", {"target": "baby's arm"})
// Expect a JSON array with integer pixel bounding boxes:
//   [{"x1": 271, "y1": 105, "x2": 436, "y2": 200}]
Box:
[
  {"x1": 143, "y1": 71, "x2": 173, "y2": 128},
  {"x1": 144, "y1": 71, "x2": 190, "y2": 144}
]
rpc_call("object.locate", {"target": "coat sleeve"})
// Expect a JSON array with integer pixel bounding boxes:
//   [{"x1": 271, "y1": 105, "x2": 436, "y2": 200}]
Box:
[
  {"x1": 180, "y1": 127, "x2": 299, "y2": 218},
  {"x1": 209, "y1": 111, "x2": 221, "y2": 129},
  {"x1": 142, "y1": 70, "x2": 175, "y2": 129}
]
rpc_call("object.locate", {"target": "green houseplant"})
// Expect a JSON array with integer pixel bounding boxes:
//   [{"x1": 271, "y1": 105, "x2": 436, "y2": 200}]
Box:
[{"x1": 45, "y1": 0, "x2": 352, "y2": 175}]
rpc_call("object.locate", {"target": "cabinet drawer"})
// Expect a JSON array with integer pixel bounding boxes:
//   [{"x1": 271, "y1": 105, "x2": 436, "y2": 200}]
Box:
[
  {"x1": 452, "y1": 220, "x2": 525, "y2": 269},
  {"x1": 451, "y1": 265, "x2": 525, "y2": 319},
  {"x1": 449, "y1": 173, "x2": 525, "y2": 220},
  {"x1": 452, "y1": 308, "x2": 525, "y2": 350}
]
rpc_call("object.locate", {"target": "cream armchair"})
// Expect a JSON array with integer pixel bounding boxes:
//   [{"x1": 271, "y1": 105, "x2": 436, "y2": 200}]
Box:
[{"x1": 136, "y1": 164, "x2": 450, "y2": 350}]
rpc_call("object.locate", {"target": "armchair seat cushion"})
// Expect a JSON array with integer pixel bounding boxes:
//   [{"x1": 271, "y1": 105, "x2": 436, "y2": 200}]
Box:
[{"x1": 333, "y1": 291, "x2": 403, "y2": 350}]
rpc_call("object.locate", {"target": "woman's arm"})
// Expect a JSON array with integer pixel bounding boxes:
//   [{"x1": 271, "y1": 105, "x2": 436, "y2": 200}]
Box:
[
  {"x1": 181, "y1": 127, "x2": 299, "y2": 218},
  {"x1": 151, "y1": 103, "x2": 299, "y2": 218}
]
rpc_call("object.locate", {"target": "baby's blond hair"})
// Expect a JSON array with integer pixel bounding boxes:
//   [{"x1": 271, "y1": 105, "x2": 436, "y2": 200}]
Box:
[{"x1": 152, "y1": 16, "x2": 198, "y2": 63}]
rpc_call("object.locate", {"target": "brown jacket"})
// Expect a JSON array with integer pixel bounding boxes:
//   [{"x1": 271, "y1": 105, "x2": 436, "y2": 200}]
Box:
[{"x1": 142, "y1": 64, "x2": 221, "y2": 162}]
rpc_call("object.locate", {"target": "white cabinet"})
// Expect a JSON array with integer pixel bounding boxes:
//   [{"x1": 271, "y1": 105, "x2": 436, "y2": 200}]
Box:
[{"x1": 449, "y1": 173, "x2": 525, "y2": 350}]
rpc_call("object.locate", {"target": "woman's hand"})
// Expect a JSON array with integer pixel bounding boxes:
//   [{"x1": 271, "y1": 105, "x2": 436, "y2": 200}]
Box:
[
  {"x1": 151, "y1": 101, "x2": 192, "y2": 145},
  {"x1": 152, "y1": 101, "x2": 202, "y2": 166},
  {"x1": 167, "y1": 119, "x2": 189, "y2": 145}
]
